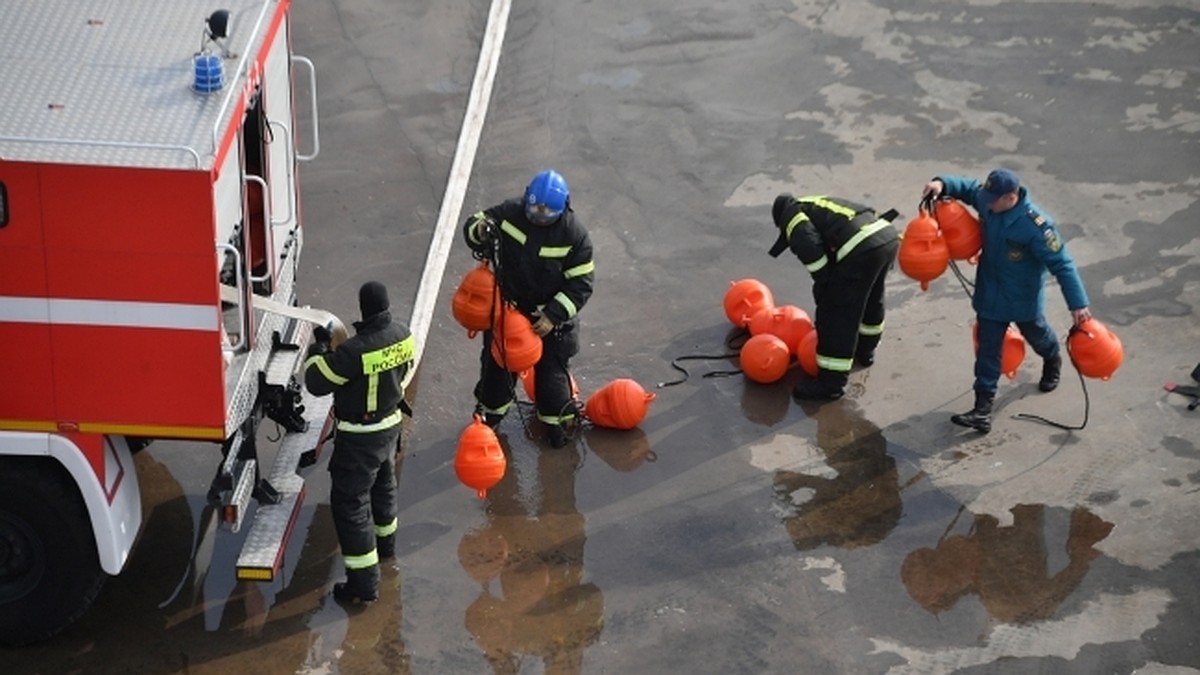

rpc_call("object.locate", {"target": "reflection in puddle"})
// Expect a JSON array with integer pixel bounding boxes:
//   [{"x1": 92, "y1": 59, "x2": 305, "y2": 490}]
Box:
[
  {"x1": 767, "y1": 399, "x2": 1116, "y2": 629},
  {"x1": 901, "y1": 504, "x2": 1114, "y2": 624},
  {"x1": 460, "y1": 441, "x2": 604, "y2": 673},
  {"x1": 773, "y1": 399, "x2": 902, "y2": 550}
]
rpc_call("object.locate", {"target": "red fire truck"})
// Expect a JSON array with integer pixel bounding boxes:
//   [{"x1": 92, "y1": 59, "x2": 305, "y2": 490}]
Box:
[{"x1": 0, "y1": 0, "x2": 334, "y2": 645}]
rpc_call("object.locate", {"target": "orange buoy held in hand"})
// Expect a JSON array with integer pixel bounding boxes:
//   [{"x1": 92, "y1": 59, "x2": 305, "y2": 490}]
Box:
[
  {"x1": 973, "y1": 323, "x2": 1026, "y2": 380},
  {"x1": 797, "y1": 329, "x2": 819, "y2": 377},
  {"x1": 452, "y1": 263, "x2": 499, "y2": 337},
  {"x1": 740, "y1": 333, "x2": 791, "y2": 384},
  {"x1": 584, "y1": 378, "x2": 656, "y2": 430},
  {"x1": 455, "y1": 415, "x2": 507, "y2": 499},
  {"x1": 724, "y1": 278, "x2": 774, "y2": 328},
  {"x1": 898, "y1": 208, "x2": 950, "y2": 290},
  {"x1": 1068, "y1": 319, "x2": 1123, "y2": 380},
  {"x1": 933, "y1": 198, "x2": 982, "y2": 261},
  {"x1": 490, "y1": 305, "x2": 542, "y2": 373}
]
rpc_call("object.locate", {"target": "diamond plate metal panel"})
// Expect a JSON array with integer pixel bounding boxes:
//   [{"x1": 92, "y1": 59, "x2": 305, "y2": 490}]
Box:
[{"x1": 0, "y1": 0, "x2": 280, "y2": 168}]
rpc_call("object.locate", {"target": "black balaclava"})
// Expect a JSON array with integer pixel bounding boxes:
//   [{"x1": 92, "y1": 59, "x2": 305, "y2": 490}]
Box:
[{"x1": 359, "y1": 281, "x2": 390, "y2": 320}]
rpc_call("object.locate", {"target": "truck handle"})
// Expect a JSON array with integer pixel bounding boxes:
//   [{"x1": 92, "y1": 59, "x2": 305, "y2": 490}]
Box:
[
  {"x1": 267, "y1": 120, "x2": 296, "y2": 226},
  {"x1": 216, "y1": 242, "x2": 247, "y2": 352},
  {"x1": 291, "y1": 55, "x2": 321, "y2": 162},
  {"x1": 245, "y1": 175, "x2": 275, "y2": 285}
]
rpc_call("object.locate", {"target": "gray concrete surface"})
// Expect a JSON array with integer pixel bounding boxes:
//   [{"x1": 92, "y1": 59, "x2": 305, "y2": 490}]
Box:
[{"x1": 7, "y1": 0, "x2": 1199, "y2": 673}]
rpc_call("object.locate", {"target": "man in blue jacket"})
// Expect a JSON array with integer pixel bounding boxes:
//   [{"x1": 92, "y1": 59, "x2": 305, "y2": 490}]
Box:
[{"x1": 922, "y1": 169, "x2": 1092, "y2": 433}]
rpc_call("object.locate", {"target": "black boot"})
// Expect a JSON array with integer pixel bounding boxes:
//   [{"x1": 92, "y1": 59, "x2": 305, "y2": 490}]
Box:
[
  {"x1": 951, "y1": 390, "x2": 994, "y2": 433},
  {"x1": 377, "y1": 533, "x2": 395, "y2": 560},
  {"x1": 1039, "y1": 355, "x2": 1062, "y2": 392},
  {"x1": 546, "y1": 423, "x2": 569, "y2": 449},
  {"x1": 333, "y1": 566, "x2": 380, "y2": 604},
  {"x1": 792, "y1": 371, "x2": 846, "y2": 402}
]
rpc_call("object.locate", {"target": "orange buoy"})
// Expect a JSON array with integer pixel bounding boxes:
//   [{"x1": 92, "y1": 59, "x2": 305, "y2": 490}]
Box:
[
  {"x1": 584, "y1": 378, "x2": 656, "y2": 430},
  {"x1": 740, "y1": 333, "x2": 791, "y2": 384},
  {"x1": 452, "y1": 263, "x2": 499, "y2": 337},
  {"x1": 1067, "y1": 319, "x2": 1123, "y2": 380},
  {"x1": 519, "y1": 368, "x2": 579, "y2": 402},
  {"x1": 898, "y1": 208, "x2": 950, "y2": 290},
  {"x1": 723, "y1": 278, "x2": 774, "y2": 329},
  {"x1": 797, "y1": 328, "x2": 819, "y2": 377},
  {"x1": 455, "y1": 415, "x2": 507, "y2": 499},
  {"x1": 933, "y1": 198, "x2": 982, "y2": 261},
  {"x1": 749, "y1": 304, "x2": 814, "y2": 356},
  {"x1": 973, "y1": 323, "x2": 1026, "y2": 380},
  {"x1": 490, "y1": 305, "x2": 543, "y2": 373}
]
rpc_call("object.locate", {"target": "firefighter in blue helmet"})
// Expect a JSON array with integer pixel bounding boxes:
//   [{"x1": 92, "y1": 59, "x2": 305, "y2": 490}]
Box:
[
  {"x1": 769, "y1": 193, "x2": 900, "y2": 401},
  {"x1": 463, "y1": 169, "x2": 595, "y2": 448},
  {"x1": 922, "y1": 169, "x2": 1092, "y2": 433},
  {"x1": 305, "y1": 281, "x2": 415, "y2": 603}
]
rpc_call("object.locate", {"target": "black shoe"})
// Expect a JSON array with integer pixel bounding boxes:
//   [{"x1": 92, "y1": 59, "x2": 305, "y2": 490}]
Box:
[
  {"x1": 854, "y1": 352, "x2": 875, "y2": 368},
  {"x1": 950, "y1": 390, "x2": 994, "y2": 433},
  {"x1": 1038, "y1": 355, "x2": 1062, "y2": 392},
  {"x1": 333, "y1": 566, "x2": 380, "y2": 604},
  {"x1": 547, "y1": 424, "x2": 569, "y2": 449},
  {"x1": 377, "y1": 533, "x2": 395, "y2": 560},
  {"x1": 792, "y1": 379, "x2": 844, "y2": 402},
  {"x1": 476, "y1": 411, "x2": 504, "y2": 428}
]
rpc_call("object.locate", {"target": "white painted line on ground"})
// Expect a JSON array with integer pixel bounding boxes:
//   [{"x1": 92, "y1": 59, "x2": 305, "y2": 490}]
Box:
[{"x1": 403, "y1": 0, "x2": 511, "y2": 389}]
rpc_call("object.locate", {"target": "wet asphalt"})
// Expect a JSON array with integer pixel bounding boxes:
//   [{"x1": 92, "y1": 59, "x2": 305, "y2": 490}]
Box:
[{"x1": 6, "y1": 0, "x2": 1200, "y2": 673}]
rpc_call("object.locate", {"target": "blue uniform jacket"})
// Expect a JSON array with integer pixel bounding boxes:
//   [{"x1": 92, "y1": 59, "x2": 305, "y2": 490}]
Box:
[{"x1": 938, "y1": 175, "x2": 1089, "y2": 323}]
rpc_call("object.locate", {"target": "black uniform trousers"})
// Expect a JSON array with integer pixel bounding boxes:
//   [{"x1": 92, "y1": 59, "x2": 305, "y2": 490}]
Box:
[
  {"x1": 812, "y1": 237, "x2": 900, "y2": 389},
  {"x1": 328, "y1": 424, "x2": 401, "y2": 567},
  {"x1": 476, "y1": 322, "x2": 580, "y2": 424}
]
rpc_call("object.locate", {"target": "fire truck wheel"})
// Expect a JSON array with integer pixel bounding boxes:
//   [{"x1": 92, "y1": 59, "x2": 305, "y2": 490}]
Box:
[{"x1": 0, "y1": 457, "x2": 107, "y2": 647}]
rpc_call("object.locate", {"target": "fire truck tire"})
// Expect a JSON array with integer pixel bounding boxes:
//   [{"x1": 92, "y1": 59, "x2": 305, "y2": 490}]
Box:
[{"x1": 0, "y1": 456, "x2": 107, "y2": 646}]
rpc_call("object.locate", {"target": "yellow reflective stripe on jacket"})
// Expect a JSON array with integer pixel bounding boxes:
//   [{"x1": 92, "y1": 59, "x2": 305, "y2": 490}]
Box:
[
  {"x1": 784, "y1": 211, "x2": 810, "y2": 240},
  {"x1": 362, "y1": 335, "x2": 415, "y2": 375},
  {"x1": 500, "y1": 220, "x2": 526, "y2": 244},
  {"x1": 554, "y1": 292, "x2": 578, "y2": 319},
  {"x1": 835, "y1": 218, "x2": 892, "y2": 262},
  {"x1": 374, "y1": 518, "x2": 398, "y2": 537},
  {"x1": 798, "y1": 196, "x2": 857, "y2": 219},
  {"x1": 859, "y1": 320, "x2": 885, "y2": 336},
  {"x1": 816, "y1": 354, "x2": 854, "y2": 373},
  {"x1": 305, "y1": 355, "x2": 349, "y2": 386},
  {"x1": 564, "y1": 260, "x2": 594, "y2": 278},
  {"x1": 806, "y1": 255, "x2": 829, "y2": 274},
  {"x1": 336, "y1": 409, "x2": 404, "y2": 434},
  {"x1": 540, "y1": 245, "x2": 571, "y2": 258},
  {"x1": 344, "y1": 550, "x2": 379, "y2": 570}
]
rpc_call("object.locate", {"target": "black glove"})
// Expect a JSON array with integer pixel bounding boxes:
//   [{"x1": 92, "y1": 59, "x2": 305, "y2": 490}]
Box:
[
  {"x1": 474, "y1": 217, "x2": 497, "y2": 243},
  {"x1": 307, "y1": 324, "x2": 333, "y2": 358}
]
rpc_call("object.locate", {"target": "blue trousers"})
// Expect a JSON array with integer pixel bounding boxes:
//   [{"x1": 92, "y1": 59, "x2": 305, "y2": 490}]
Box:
[{"x1": 974, "y1": 316, "x2": 1061, "y2": 394}]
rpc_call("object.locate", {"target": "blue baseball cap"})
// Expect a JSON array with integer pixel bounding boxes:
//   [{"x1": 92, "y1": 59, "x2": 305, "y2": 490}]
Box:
[{"x1": 979, "y1": 168, "x2": 1020, "y2": 203}]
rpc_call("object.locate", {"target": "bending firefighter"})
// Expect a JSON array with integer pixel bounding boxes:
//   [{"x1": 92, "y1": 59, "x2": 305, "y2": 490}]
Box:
[
  {"x1": 305, "y1": 281, "x2": 416, "y2": 603},
  {"x1": 463, "y1": 169, "x2": 595, "y2": 448},
  {"x1": 769, "y1": 193, "x2": 900, "y2": 401}
]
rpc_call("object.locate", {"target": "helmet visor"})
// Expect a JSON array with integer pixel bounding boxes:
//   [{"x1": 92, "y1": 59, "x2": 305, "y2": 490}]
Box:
[{"x1": 526, "y1": 202, "x2": 562, "y2": 225}]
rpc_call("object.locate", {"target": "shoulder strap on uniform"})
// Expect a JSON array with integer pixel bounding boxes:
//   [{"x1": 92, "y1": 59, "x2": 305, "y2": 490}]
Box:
[{"x1": 1028, "y1": 208, "x2": 1048, "y2": 229}]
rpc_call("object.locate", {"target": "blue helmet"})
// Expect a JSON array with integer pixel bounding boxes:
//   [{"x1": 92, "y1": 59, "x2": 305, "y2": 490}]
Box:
[{"x1": 524, "y1": 169, "x2": 569, "y2": 226}]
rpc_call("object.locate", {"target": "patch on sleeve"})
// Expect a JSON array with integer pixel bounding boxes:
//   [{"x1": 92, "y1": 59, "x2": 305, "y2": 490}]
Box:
[{"x1": 1043, "y1": 228, "x2": 1062, "y2": 252}]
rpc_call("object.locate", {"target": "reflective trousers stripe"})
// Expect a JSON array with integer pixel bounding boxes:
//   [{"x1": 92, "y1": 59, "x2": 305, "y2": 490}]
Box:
[
  {"x1": 816, "y1": 354, "x2": 854, "y2": 372},
  {"x1": 344, "y1": 549, "x2": 379, "y2": 570},
  {"x1": 375, "y1": 518, "x2": 398, "y2": 538}
]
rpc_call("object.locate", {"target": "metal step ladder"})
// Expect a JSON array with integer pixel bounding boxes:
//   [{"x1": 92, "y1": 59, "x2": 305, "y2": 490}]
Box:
[{"x1": 234, "y1": 319, "x2": 336, "y2": 582}]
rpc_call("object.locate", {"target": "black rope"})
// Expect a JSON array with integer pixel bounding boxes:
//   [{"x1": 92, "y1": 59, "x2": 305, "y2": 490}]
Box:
[
  {"x1": 657, "y1": 330, "x2": 751, "y2": 388},
  {"x1": 1012, "y1": 327, "x2": 1090, "y2": 430}
]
